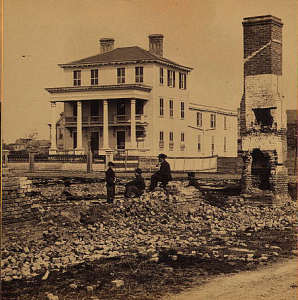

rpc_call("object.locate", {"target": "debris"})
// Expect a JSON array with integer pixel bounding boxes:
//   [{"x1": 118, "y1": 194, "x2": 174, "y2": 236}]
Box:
[
  {"x1": 112, "y1": 279, "x2": 124, "y2": 287},
  {"x1": 42, "y1": 270, "x2": 50, "y2": 280}
]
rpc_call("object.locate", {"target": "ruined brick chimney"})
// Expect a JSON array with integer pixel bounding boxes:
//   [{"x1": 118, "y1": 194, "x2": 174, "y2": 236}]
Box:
[
  {"x1": 148, "y1": 34, "x2": 164, "y2": 56},
  {"x1": 240, "y1": 15, "x2": 288, "y2": 197},
  {"x1": 100, "y1": 38, "x2": 115, "y2": 53}
]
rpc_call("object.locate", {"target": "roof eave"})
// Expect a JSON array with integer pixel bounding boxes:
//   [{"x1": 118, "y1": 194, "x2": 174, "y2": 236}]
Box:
[{"x1": 58, "y1": 59, "x2": 193, "y2": 72}]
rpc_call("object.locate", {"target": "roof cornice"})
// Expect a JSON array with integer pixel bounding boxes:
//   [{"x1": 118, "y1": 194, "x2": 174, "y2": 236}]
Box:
[
  {"x1": 45, "y1": 84, "x2": 153, "y2": 94},
  {"x1": 58, "y1": 59, "x2": 193, "y2": 72}
]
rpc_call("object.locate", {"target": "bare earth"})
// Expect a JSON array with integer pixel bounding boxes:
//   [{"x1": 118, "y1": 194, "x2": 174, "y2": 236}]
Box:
[{"x1": 164, "y1": 258, "x2": 297, "y2": 300}]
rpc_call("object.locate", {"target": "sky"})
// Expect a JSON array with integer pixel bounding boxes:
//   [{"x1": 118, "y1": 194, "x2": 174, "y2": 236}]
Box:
[{"x1": 2, "y1": 0, "x2": 297, "y2": 143}]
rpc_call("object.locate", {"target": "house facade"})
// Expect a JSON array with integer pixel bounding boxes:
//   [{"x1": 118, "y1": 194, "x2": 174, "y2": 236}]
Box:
[{"x1": 46, "y1": 35, "x2": 238, "y2": 158}]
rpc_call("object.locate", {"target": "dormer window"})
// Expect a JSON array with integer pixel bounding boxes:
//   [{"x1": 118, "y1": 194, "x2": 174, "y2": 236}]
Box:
[
  {"x1": 73, "y1": 70, "x2": 81, "y2": 86},
  {"x1": 91, "y1": 69, "x2": 98, "y2": 85},
  {"x1": 135, "y1": 67, "x2": 144, "y2": 83},
  {"x1": 117, "y1": 68, "x2": 125, "y2": 84}
]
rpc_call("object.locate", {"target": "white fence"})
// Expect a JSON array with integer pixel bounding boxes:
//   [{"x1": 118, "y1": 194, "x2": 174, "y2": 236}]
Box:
[{"x1": 139, "y1": 156, "x2": 217, "y2": 172}]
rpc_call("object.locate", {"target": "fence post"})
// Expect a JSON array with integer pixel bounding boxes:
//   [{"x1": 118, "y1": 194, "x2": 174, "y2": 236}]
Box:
[
  {"x1": 28, "y1": 152, "x2": 35, "y2": 172},
  {"x1": 149, "y1": 156, "x2": 152, "y2": 172},
  {"x1": 87, "y1": 150, "x2": 92, "y2": 173},
  {"x1": 125, "y1": 154, "x2": 128, "y2": 171},
  {"x1": 183, "y1": 157, "x2": 186, "y2": 172},
  {"x1": 173, "y1": 157, "x2": 176, "y2": 172}
]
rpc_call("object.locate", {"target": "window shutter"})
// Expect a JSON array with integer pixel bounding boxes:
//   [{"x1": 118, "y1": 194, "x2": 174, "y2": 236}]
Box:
[{"x1": 173, "y1": 71, "x2": 175, "y2": 87}]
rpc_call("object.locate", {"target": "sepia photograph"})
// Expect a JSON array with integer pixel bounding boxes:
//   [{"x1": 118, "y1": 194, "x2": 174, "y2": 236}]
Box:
[{"x1": 1, "y1": 0, "x2": 297, "y2": 299}]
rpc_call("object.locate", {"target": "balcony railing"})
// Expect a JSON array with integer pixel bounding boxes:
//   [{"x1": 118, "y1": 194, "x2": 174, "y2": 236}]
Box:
[{"x1": 65, "y1": 114, "x2": 147, "y2": 125}]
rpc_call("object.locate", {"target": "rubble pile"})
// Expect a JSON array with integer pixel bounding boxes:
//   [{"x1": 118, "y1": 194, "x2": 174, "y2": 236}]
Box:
[{"x1": 1, "y1": 181, "x2": 297, "y2": 283}]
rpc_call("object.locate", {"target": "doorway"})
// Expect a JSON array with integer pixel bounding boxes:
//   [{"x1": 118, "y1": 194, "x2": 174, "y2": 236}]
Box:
[
  {"x1": 251, "y1": 149, "x2": 271, "y2": 190},
  {"x1": 117, "y1": 131, "x2": 125, "y2": 149},
  {"x1": 117, "y1": 99, "x2": 126, "y2": 116}
]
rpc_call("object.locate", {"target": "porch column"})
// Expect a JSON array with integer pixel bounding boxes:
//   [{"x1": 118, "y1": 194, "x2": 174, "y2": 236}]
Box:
[
  {"x1": 130, "y1": 99, "x2": 137, "y2": 149},
  {"x1": 49, "y1": 102, "x2": 58, "y2": 154},
  {"x1": 75, "y1": 101, "x2": 84, "y2": 154},
  {"x1": 102, "y1": 100, "x2": 110, "y2": 149}
]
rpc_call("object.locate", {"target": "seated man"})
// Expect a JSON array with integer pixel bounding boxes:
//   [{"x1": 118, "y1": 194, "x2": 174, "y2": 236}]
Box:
[
  {"x1": 187, "y1": 172, "x2": 202, "y2": 191},
  {"x1": 61, "y1": 178, "x2": 75, "y2": 199},
  {"x1": 125, "y1": 168, "x2": 145, "y2": 198},
  {"x1": 149, "y1": 153, "x2": 172, "y2": 191}
]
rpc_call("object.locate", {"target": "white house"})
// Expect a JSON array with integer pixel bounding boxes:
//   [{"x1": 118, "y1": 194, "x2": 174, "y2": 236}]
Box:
[{"x1": 46, "y1": 35, "x2": 238, "y2": 161}]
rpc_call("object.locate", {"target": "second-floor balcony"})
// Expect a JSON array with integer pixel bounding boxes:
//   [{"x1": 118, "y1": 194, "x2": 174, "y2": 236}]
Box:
[{"x1": 65, "y1": 114, "x2": 148, "y2": 126}]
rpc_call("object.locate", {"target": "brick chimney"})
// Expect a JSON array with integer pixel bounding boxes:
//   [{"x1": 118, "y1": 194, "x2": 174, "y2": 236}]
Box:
[
  {"x1": 239, "y1": 15, "x2": 288, "y2": 198},
  {"x1": 148, "y1": 34, "x2": 164, "y2": 56},
  {"x1": 100, "y1": 38, "x2": 115, "y2": 53}
]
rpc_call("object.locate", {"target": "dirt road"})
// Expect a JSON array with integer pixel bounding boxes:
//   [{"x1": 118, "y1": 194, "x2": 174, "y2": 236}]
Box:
[{"x1": 164, "y1": 258, "x2": 297, "y2": 300}]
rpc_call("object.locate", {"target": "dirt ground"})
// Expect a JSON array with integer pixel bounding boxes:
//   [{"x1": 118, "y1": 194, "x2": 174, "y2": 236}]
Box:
[{"x1": 164, "y1": 258, "x2": 297, "y2": 300}]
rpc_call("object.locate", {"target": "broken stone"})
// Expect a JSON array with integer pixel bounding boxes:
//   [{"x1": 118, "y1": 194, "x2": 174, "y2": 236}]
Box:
[
  {"x1": 87, "y1": 285, "x2": 94, "y2": 292},
  {"x1": 70, "y1": 283, "x2": 78, "y2": 289},
  {"x1": 46, "y1": 293, "x2": 59, "y2": 300},
  {"x1": 112, "y1": 279, "x2": 124, "y2": 287}
]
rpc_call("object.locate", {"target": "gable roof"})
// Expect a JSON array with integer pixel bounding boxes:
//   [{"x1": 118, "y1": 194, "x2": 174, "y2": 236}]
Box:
[{"x1": 59, "y1": 46, "x2": 192, "y2": 72}]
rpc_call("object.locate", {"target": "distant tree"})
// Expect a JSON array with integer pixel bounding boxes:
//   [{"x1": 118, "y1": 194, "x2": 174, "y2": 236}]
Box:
[{"x1": 21, "y1": 130, "x2": 39, "y2": 152}]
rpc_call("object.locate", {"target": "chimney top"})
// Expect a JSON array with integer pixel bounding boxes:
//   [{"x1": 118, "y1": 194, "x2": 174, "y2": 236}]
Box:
[
  {"x1": 148, "y1": 34, "x2": 164, "y2": 56},
  {"x1": 100, "y1": 38, "x2": 115, "y2": 53},
  {"x1": 243, "y1": 15, "x2": 283, "y2": 27}
]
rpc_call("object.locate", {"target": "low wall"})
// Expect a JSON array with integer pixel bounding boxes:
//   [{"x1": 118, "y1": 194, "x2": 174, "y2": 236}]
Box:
[{"x1": 2, "y1": 168, "x2": 34, "y2": 224}]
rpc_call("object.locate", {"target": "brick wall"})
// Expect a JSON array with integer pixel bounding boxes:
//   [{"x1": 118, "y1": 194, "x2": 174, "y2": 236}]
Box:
[{"x1": 2, "y1": 168, "x2": 34, "y2": 224}]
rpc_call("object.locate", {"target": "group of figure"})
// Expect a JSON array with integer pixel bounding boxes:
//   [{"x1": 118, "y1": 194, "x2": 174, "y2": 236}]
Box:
[
  {"x1": 105, "y1": 153, "x2": 172, "y2": 203},
  {"x1": 61, "y1": 153, "x2": 201, "y2": 203},
  {"x1": 105, "y1": 153, "x2": 201, "y2": 203}
]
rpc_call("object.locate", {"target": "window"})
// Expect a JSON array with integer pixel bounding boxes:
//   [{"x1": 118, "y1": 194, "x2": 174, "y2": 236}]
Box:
[
  {"x1": 159, "y1": 67, "x2": 164, "y2": 84},
  {"x1": 91, "y1": 101, "x2": 99, "y2": 116},
  {"x1": 180, "y1": 132, "x2": 185, "y2": 150},
  {"x1": 167, "y1": 70, "x2": 175, "y2": 87},
  {"x1": 159, "y1": 131, "x2": 164, "y2": 141},
  {"x1": 159, "y1": 131, "x2": 164, "y2": 148},
  {"x1": 136, "y1": 131, "x2": 145, "y2": 139},
  {"x1": 224, "y1": 116, "x2": 227, "y2": 130},
  {"x1": 169, "y1": 100, "x2": 174, "y2": 117},
  {"x1": 159, "y1": 98, "x2": 164, "y2": 116},
  {"x1": 210, "y1": 114, "x2": 216, "y2": 128},
  {"x1": 73, "y1": 102, "x2": 77, "y2": 116},
  {"x1": 117, "y1": 68, "x2": 125, "y2": 84},
  {"x1": 73, "y1": 70, "x2": 81, "y2": 86},
  {"x1": 198, "y1": 135, "x2": 201, "y2": 151},
  {"x1": 181, "y1": 132, "x2": 185, "y2": 142},
  {"x1": 91, "y1": 69, "x2": 98, "y2": 85},
  {"x1": 58, "y1": 129, "x2": 63, "y2": 140},
  {"x1": 197, "y1": 112, "x2": 202, "y2": 127},
  {"x1": 169, "y1": 131, "x2": 174, "y2": 150},
  {"x1": 179, "y1": 73, "x2": 186, "y2": 89},
  {"x1": 224, "y1": 137, "x2": 227, "y2": 152},
  {"x1": 135, "y1": 67, "x2": 143, "y2": 83},
  {"x1": 181, "y1": 102, "x2": 185, "y2": 119},
  {"x1": 211, "y1": 136, "x2": 215, "y2": 152}
]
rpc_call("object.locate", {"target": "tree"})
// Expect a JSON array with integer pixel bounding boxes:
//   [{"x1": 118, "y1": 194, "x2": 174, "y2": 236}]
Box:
[{"x1": 21, "y1": 130, "x2": 39, "y2": 152}]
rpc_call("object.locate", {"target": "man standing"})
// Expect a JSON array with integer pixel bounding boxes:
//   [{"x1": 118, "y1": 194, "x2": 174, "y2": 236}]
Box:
[
  {"x1": 105, "y1": 161, "x2": 116, "y2": 203},
  {"x1": 124, "y1": 168, "x2": 145, "y2": 198},
  {"x1": 149, "y1": 153, "x2": 172, "y2": 191}
]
